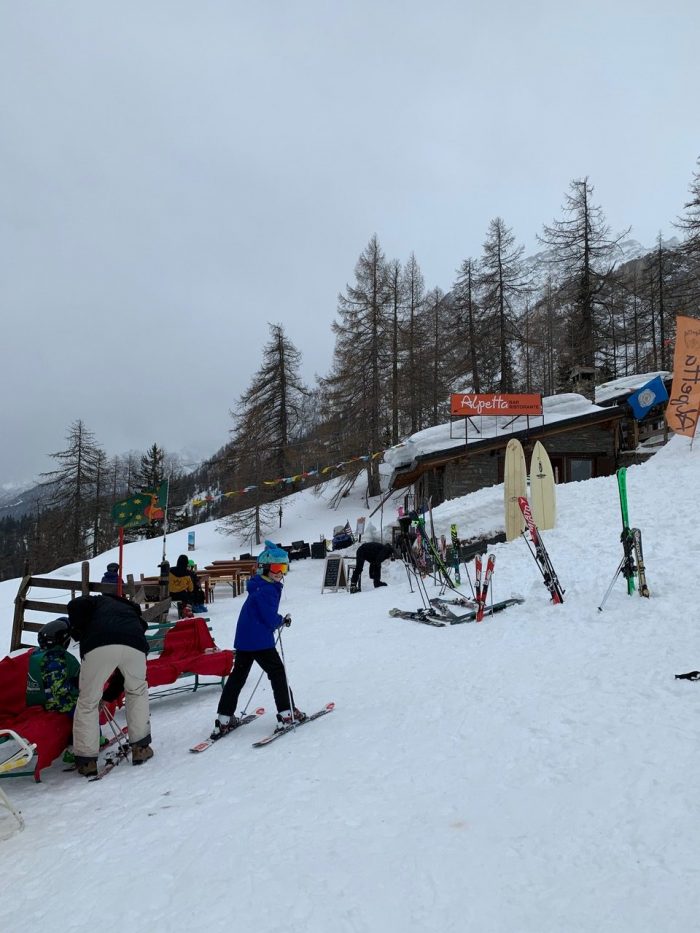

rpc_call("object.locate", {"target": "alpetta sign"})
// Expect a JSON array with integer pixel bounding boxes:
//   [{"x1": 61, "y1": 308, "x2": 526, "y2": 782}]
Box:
[{"x1": 450, "y1": 393, "x2": 543, "y2": 417}]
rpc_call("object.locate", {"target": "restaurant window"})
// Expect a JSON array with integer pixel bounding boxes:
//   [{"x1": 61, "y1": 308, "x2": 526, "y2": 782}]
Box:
[{"x1": 570, "y1": 458, "x2": 593, "y2": 482}]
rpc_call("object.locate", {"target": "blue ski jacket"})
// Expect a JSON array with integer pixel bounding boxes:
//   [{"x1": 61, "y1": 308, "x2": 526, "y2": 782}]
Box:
[{"x1": 233, "y1": 573, "x2": 285, "y2": 651}]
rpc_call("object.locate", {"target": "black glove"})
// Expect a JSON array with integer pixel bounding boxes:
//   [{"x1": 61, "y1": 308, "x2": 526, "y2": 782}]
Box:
[{"x1": 282, "y1": 614, "x2": 292, "y2": 627}]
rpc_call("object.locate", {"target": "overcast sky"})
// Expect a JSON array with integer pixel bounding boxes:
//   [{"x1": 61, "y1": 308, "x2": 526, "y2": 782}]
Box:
[{"x1": 1, "y1": 0, "x2": 698, "y2": 487}]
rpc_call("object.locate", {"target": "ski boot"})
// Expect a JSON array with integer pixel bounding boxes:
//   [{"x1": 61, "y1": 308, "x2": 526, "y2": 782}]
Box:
[
  {"x1": 210, "y1": 716, "x2": 239, "y2": 740},
  {"x1": 276, "y1": 708, "x2": 307, "y2": 729}
]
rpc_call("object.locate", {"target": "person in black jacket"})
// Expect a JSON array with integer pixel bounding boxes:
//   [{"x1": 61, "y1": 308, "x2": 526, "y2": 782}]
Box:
[
  {"x1": 350, "y1": 542, "x2": 395, "y2": 593},
  {"x1": 67, "y1": 593, "x2": 153, "y2": 776}
]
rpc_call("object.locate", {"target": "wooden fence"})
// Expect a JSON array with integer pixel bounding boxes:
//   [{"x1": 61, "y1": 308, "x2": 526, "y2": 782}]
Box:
[{"x1": 10, "y1": 561, "x2": 171, "y2": 652}]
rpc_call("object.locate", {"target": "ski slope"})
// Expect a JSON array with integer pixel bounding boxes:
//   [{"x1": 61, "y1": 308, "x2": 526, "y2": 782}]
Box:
[{"x1": 1, "y1": 437, "x2": 699, "y2": 933}]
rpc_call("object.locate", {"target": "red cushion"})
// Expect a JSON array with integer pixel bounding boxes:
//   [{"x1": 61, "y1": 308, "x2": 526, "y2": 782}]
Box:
[
  {"x1": 190, "y1": 618, "x2": 216, "y2": 652},
  {"x1": 0, "y1": 651, "x2": 32, "y2": 717},
  {"x1": 146, "y1": 619, "x2": 232, "y2": 682},
  {"x1": 145, "y1": 658, "x2": 183, "y2": 687},
  {"x1": 185, "y1": 649, "x2": 234, "y2": 677},
  {"x1": 1, "y1": 650, "x2": 73, "y2": 778},
  {"x1": 7, "y1": 708, "x2": 73, "y2": 777}
]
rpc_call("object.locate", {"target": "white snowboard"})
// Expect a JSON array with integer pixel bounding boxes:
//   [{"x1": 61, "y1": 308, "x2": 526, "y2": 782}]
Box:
[
  {"x1": 529, "y1": 440, "x2": 556, "y2": 530},
  {"x1": 504, "y1": 438, "x2": 527, "y2": 541}
]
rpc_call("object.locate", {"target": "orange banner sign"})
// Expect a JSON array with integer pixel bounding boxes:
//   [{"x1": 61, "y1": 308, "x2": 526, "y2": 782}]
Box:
[
  {"x1": 450, "y1": 393, "x2": 543, "y2": 417},
  {"x1": 666, "y1": 315, "x2": 700, "y2": 437}
]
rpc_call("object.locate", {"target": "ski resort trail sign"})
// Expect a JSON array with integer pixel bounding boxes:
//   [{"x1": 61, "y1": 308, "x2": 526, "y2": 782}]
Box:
[
  {"x1": 529, "y1": 441, "x2": 556, "y2": 531},
  {"x1": 504, "y1": 439, "x2": 527, "y2": 541}
]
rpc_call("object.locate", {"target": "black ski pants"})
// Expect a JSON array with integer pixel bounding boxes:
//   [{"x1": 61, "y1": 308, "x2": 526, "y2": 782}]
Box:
[
  {"x1": 217, "y1": 648, "x2": 294, "y2": 717},
  {"x1": 351, "y1": 557, "x2": 383, "y2": 587}
]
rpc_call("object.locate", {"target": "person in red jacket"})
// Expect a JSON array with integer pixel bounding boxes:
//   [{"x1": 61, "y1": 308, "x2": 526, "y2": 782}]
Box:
[{"x1": 210, "y1": 542, "x2": 305, "y2": 740}]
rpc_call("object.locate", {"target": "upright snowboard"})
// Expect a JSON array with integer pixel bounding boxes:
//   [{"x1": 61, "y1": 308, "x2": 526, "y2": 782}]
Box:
[
  {"x1": 529, "y1": 441, "x2": 556, "y2": 531},
  {"x1": 504, "y1": 438, "x2": 527, "y2": 541}
]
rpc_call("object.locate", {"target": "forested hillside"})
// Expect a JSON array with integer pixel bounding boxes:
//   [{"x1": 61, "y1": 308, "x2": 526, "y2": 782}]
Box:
[{"x1": 2, "y1": 163, "x2": 700, "y2": 582}]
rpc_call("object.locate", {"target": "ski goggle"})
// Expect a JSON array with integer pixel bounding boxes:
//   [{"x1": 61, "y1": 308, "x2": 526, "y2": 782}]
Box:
[{"x1": 267, "y1": 563, "x2": 288, "y2": 575}]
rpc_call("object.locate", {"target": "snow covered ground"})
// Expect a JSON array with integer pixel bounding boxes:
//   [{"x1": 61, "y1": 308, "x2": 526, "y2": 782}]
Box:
[{"x1": 1, "y1": 437, "x2": 699, "y2": 933}]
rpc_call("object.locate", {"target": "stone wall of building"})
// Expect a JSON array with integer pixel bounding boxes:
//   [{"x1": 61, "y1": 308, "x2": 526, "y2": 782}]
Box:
[{"x1": 436, "y1": 421, "x2": 619, "y2": 502}]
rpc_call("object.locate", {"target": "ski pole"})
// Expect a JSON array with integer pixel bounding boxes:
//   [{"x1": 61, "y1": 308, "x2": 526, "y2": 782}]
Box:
[
  {"x1": 597, "y1": 556, "x2": 626, "y2": 612},
  {"x1": 277, "y1": 629, "x2": 297, "y2": 731},
  {"x1": 99, "y1": 702, "x2": 130, "y2": 759},
  {"x1": 99, "y1": 703, "x2": 125, "y2": 744},
  {"x1": 399, "y1": 543, "x2": 415, "y2": 593},
  {"x1": 240, "y1": 631, "x2": 281, "y2": 715},
  {"x1": 239, "y1": 669, "x2": 266, "y2": 717}
]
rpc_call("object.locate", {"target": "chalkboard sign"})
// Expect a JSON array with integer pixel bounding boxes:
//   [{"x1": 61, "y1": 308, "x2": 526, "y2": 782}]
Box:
[{"x1": 321, "y1": 555, "x2": 349, "y2": 593}]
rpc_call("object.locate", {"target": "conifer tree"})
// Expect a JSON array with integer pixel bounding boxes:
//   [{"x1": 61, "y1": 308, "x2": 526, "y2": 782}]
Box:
[
  {"x1": 539, "y1": 177, "x2": 629, "y2": 372},
  {"x1": 400, "y1": 252, "x2": 426, "y2": 433},
  {"x1": 232, "y1": 323, "x2": 307, "y2": 482},
  {"x1": 478, "y1": 218, "x2": 530, "y2": 392},
  {"x1": 137, "y1": 443, "x2": 166, "y2": 491},
  {"x1": 40, "y1": 420, "x2": 104, "y2": 561},
  {"x1": 452, "y1": 257, "x2": 482, "y2": 392},
  {"x1": 221, "y1": 324, "x2": 307, "y2": 541},
  {"x1": 323, "y1": 235, "x2": 391, "y2": 496},
  {"x1": 387, "y1": 258, "x2": 404, "y2": 445},
  {"x1": 675, "y1": 156, "x2": 700, "y2": 258}
]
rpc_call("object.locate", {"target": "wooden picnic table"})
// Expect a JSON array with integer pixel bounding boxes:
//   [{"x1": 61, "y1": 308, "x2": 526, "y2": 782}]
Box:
[{"x1": 203, "y1": 561, "x2": 258, "y2": 599}]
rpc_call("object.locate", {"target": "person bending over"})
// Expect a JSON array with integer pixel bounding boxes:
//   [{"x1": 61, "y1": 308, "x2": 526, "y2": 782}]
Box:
[
  {"x1": 67, "y1": 594, "x2": 153, "y2": 776},
  {"x1": 350, "y1": 541, "x2": 395, "y2": 593}
]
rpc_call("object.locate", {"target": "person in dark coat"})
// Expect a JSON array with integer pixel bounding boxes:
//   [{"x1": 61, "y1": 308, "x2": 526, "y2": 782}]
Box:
[
  {"x1": 169, "y1": 554, "x2": 194, "y2": 613},
  {"x1": 187, "y1": 559, "x2": 207, "y2": 612},
  {"x1": 101, "y1": 562, "x2": 124, "y2": 591},
  {"x1": 67, "y1": 593, "x2": 153, "y2": 776},
  {"x1": 350, "y1": 542, "x2": 395, "y2": 593},
  {"x1": 210, "y1": 541, "x2": 305, "y2": 739}
]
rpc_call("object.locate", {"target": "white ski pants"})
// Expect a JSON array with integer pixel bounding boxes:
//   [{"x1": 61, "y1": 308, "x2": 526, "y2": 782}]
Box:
[{"x1": 73, "y1": 644, "x2": 151, "y2": 760}]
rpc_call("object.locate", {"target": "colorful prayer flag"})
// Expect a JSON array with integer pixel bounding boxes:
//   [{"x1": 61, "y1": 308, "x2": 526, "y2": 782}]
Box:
[{"x1": 111, "y1": 481, "x2": 168, "y2": 528}]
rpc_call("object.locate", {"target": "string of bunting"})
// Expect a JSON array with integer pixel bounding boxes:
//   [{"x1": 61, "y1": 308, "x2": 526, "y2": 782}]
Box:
[{"x1": 190, "y1": 450, "x2": 384, "y2": 508}]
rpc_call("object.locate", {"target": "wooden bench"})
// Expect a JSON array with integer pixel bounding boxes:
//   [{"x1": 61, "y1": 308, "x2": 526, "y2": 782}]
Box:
[{"x1": 144, "y1": 617, "x2": 233, "y2": 700}]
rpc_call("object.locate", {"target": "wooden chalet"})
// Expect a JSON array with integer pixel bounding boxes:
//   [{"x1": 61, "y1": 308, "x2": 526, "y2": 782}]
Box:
[{"x1": 388, "y1": 385, "x2": 671, "y2": 510}]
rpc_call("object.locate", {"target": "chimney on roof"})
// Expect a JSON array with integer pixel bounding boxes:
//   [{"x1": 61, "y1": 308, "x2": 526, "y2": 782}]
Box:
[{"x1": 569, "y1": 365, "x2": 596, "y2": 400}]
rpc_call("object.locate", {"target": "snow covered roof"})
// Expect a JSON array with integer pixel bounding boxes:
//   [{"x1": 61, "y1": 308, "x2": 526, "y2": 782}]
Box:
[
  {"x1": 594, "y1": 371, "x2": 672, "y2": 405},
  {"x1": 384, "y1": 392, "x2": 626, "y2": 478}
]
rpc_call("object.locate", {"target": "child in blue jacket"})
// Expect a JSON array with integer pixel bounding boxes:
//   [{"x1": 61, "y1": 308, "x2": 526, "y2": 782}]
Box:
[{"x1": 210, "y1": 542, "x2": 305, "y2": 738}]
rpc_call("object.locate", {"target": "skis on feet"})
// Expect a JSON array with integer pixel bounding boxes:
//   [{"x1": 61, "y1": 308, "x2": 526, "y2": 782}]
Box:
[
  {"x1": 190, "y1": 708, "x2": 266, "y2": 753},
  {"x1": 252, "y1": 703, "x2": 335, "y2": 747}
]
